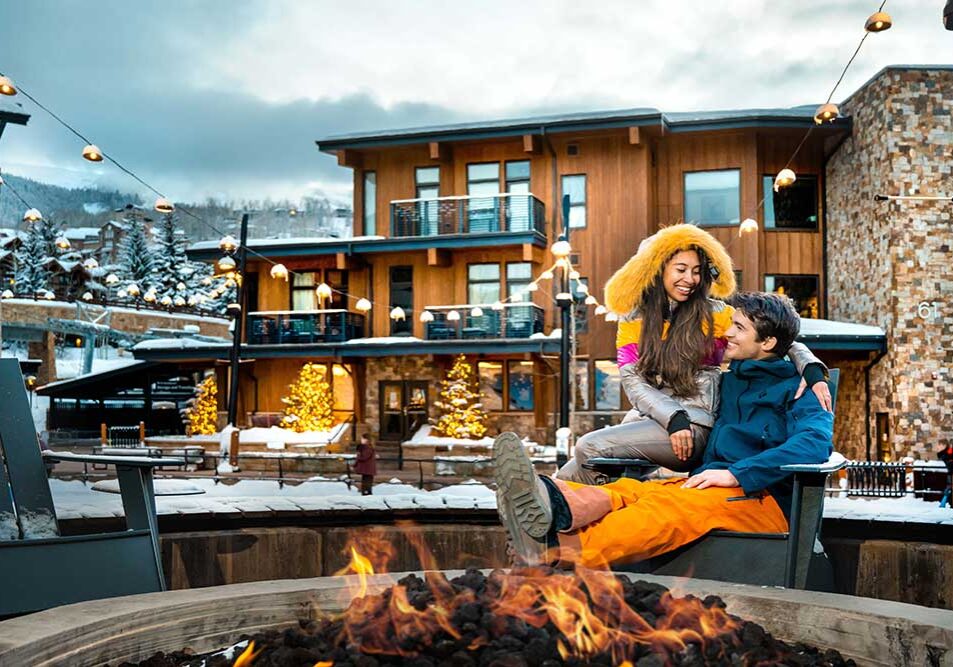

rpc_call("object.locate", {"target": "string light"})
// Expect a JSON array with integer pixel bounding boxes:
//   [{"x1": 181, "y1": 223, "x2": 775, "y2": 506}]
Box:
[
  {"x1": 217, "y1": 255, "x2": 236, "y2": 271},
  {"x1": 82, "y1": 144, "x2": 103, "y2": 162},
  {"x1": 1, "y1": 290, "x2": 13, "y2": 299},
  {"x1": 470, "y1": 306, "x2": 484, "y2": 317},
  {"x1": 23, "y1": 208, "x2": 42, "y2": 222},
  {"x1": 539, "y1": 269, "x2": 554, "y2": 281},
  {"x1": 154, "y1": 197, "x2": 174, "y2": 213},
  {"x1": 355, "y1": 298, "x2": 372, "y2": 312},
  {"x1": 491, "y1": 301, "x2": 504, "y2": 311},
  {"x1": 594, "y1": 305, "x2": 607, "y2": 316},
  {"x1": 446, "y1": 309, "x2": 460, "y2": 322},
  {"x1": 773, "y1": 168, "x2": 796, "y2": 192},
  {"x1": 219, "y1": 235, "x2": 238, "y2": 253},
  {"x1": 419, "y1": 310, "x2": 434, "y2": 323},
  {"x1": 865, "y1": 10, "x2": 892, "y2": 32},
  {"x1": 55, "y1": 236, "x2": 71, "y2": 250},
  {"x1": 813, "y1": 103, "x2": 840, "y2": 124},
  {"x1": 126, "y1": 283, "x2": 141, "y2": 297},
  {"x1": 315, "y1": 282, "x2": 333, "y2": 304},
  {"x1": 740, "y1": 218, "x2": 759, "y2": 235},
  {"x1": 389, "y1": 306, "x2": 406, "y2": 321},
  {"x1": 0, "y1": 75, "x2": 16, "y2": 96},
  {"x1": 83, "y1": 258, "x2": 99, "y2": 270},
  {"x1": 81, "y1": 291, "x2": 94, "y2": 301},
  {"x1": 604, "y1": 312, "x2": 618, "y2": 322},
  {"x1": 270, "y1": 263, "x2": 289, "y2": 281}
]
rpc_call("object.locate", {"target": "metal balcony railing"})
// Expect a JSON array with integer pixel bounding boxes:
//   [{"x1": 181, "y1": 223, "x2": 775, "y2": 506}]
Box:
[
  {"x1": 390, "y1": 193, "x2": 546, "y2": 238},
  {"x1": 422, "y1": 303, "x2": 545, "y2": 340},
  {"x1": 247, "y1": 309, "x2": 366, "y2": 344}
]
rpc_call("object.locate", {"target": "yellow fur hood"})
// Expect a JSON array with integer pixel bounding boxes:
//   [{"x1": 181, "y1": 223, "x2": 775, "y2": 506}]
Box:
[{"x1": 604, "y1": 224, "x2": 736, "y2": 314}]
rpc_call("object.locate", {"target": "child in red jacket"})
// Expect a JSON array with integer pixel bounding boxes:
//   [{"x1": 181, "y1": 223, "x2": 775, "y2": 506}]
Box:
[{"x1": 355, "y1": 434, "x2": 377, "y2": 496}]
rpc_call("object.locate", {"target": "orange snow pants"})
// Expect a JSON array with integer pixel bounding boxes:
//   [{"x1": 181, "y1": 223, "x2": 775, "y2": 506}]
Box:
[{"x1": 551, "y1": 477, "x2": 789, "y2": 569}]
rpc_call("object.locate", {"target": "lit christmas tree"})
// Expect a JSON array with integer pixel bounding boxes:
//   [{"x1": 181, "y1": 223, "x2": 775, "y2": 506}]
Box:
[
  {"x1": 184, "y1": 374, "x2": 218, "y2": 435},
  {"x1": 281, "y1": 363, "x2": 334, "y2": 432},
  {"x1": 431, "y1": 354, "x2": 488, "y2": 439}
]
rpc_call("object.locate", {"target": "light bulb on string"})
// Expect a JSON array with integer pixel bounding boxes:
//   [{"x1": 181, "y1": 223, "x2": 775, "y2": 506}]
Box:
[
  {"x1": 82, "y1": 144, "x2": 103, "y2": 162},
  {"x1": 219, "y1": 235, "x2": 238, "y2": 253},
  {"x1": 491, "y1": 301, "x2": 505, "y2": 311},
  {"x1": 105, "y1": 273, "x2": 119, "y2": 285},
  {"x1": 83, "y1": 258, "x2": 99, "y2": 271},
  {"x1": 174, "y1": 296, "x2": 186, "y2": 307},
  {"x1": 773, "y1": 169, "x2": 796, "y2": 192},
  {"x1": 0, "y1": 75, "x2": 17, "y2": 96},
  {"x1": 161, "y1": 295, "x2": 173, "y2": 306},
  {"x1": 355, "y1": 298, "x2": 372, "y2": 312},
  {"x1": 270, "y1": 263, "x2": 289, "y2": 281},
  {"x1": 550, "y1": 238, "x2": 572, "y2": 259},
  {"x1": 389, "y1": 306, "x2": 406, "y2": 321},
  {"x1": 218, "y1": 255, "x2": 236, "y2": 272},
  {"x1": 470, "y1": 306, "x2": 484, "y2": 317},
  {"x1": 527, "y1": 283, "x2": 539, "y2": 292},
  {"x1": 154, "y1": 197, "x2": 174, "y2": 213},
  {"x1": 539, "y1": 269, "x2": 554, "y2": 281},
  {"x1": 126, "y1": 283, "x2": 141, "y2": 297},
  {"x1": 55, "y1": 236, "x2": 71, "y2": 250},
  {"x1": 446, "y1": 310, "x2": 460, "y2": 322},
  {"x1": 865, "y1": 11, "x2": 892, "y2": 32},
  {"x1": 1, "y1": 289, "x2": 13, "y2": 299},
  {"x1": 585, "y1": 295, "x2": 597, "y2": 305},
  {"x1": 740, "y1": 218, "x2": 759, "y2": 235},
  {"x1": 813, "y1": 103, "x2": 839, "y2": 124},
  {"x1": 569, "y1": 270, "x2": 580, "y2": 281},
  {"x1": 81, "y1": 291, "x2": 93, "y2": 301},
  {"x1": 315, "y1": 282, "x2": 333, "y2": 304},
  {"x1": 23, "y1": 208, "x2": 42, "y2": 223},
  {"x1": 419, "y1": 310, "x2": 434, "y2": 323},
  {"x1": 605, "y1": 311, "x2": 618, "y2": 322}
]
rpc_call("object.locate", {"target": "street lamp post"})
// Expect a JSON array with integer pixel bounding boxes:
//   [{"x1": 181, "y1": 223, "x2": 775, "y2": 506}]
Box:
[
  {"x1": 226, "y1": 213, "x2": 249, "y2": 427},
  {"x1": 555, "y1": 194, "x2": 572, "y2": 468}
]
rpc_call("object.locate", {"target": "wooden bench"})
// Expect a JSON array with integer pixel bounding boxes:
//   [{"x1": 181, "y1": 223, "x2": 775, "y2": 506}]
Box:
[
  {"x1": 586, "y1": 369, "x2": 843, "y2": 591},
  {"x1": 0, "y1": 358, "x2": 182, "y2": 616}
]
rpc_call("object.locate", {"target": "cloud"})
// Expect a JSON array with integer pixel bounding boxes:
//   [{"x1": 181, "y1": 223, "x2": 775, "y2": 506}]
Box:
[{"x1": 0, "y1": 0, "x2": 948, "y2": 203}]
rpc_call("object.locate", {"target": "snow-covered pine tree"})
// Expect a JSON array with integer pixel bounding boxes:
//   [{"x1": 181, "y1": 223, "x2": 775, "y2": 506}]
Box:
[
  {"x1": 431, "y1": 354, "x2": 488, "y2": 439},
  {"x1": 152, "y1": 211, "x2": 189, "y2": 299},
  {"x1": 13, "y1": 220, "x2": 53, "y2": 296},
  {"x1": 118, "y1": 215, "x2": 155, "y2": 288},
  {"x1": 280, "y1": 362, "x2": 334, "y2": 433}
]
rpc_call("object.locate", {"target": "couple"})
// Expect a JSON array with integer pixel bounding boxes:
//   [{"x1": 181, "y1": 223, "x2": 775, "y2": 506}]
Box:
[{"x1": 494, "y1": 224, "x2": 834, "y2": 567}]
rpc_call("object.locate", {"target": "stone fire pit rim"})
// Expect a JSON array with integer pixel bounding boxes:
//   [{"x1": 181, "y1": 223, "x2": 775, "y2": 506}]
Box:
[{"x1": 0, "y1": 571, "x2": 951, "y2": 667}]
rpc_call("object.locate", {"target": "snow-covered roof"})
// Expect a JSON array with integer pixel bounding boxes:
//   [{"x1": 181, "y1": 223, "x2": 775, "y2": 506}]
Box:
[
  {"x1": 799, "y1": 318, "x2": 884, "y2": 338},
  {"x1": 37, "y1": 358, "x2": 144, "y2": 391},
  {"x1": 188, "y1": 235, "x2": 385, "y2": 251},
  {"x1": 64, "y1": 227, "x2": 101, "y2": 240},
  {"x1": 133, "y1": 337, "x2": 229, "y2": 351}
]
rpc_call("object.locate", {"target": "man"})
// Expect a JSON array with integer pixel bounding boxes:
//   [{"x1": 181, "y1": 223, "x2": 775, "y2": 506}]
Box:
[{"x1": 494, "y1": 292, "x2": 834, "y2": 568}]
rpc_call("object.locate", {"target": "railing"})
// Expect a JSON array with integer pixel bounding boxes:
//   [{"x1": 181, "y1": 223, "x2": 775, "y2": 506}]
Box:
[
  {"x1": 422, "y1": 303, "x2": 545, "y2": 340},
  {"x1": 247, "y1": 309, "x2": 366, "y2": 344},
  {"x1": 844, "y1": 461, "x2": 908, "y2": 497},
  {"x1": 390, "y1": 193, "x2": 546, "y2": 238}
]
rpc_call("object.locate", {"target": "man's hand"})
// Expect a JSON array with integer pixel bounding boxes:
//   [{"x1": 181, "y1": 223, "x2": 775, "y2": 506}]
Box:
[
  {"x1": 682, "y1": 469, "x2": 739, "y2": 490},
  {"x1": 794, "y1": 378, "x2": 833, "y2": 412},
  {"x1": 669, "y1": 429, "x2": 693, "y2": 461}
]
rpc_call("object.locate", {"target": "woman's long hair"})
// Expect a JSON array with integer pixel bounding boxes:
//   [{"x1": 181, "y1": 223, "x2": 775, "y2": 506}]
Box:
[{"x1": 636, "y1": 246, "x2": 716, "y2": 397}]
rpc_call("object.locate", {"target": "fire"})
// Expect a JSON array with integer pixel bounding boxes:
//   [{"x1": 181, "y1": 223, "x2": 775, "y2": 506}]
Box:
[{"x1": 231, "y1": 640, "x2": 262, "y2": 667}]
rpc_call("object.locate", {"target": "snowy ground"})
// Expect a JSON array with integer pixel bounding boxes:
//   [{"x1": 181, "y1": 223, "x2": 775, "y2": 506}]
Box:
[{"x1": 48, "y1": 476, "x2": 953, "y2": 525}]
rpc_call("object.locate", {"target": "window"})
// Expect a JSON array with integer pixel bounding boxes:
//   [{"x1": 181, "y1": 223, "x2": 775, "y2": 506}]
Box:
[
  {"x1": 763, "y1": 175, "x2": 819, "y2": 230},
  {"x1": 505, "y1": 262, "x2": 532, "y2": 302},
  {"x1": 415, "y1": 167, "x2": 440, "y2": 235},
  {"x1": 363, "y1": 171, "x2": 376, "y2": 235},
  {"x1": 764, "y1": 274, "x2": 819, "y2": 318},
  {"x1": 478, "y1": 361, "x2": 504, "y2": 411},
  {"x1": 507, "y1": 360, "x2": 535, "y2": 411},
  {"x1": 467, "y1": 263, "x2": 501, "y2": 304},
  {"x1": 505, "y1": 161, "x2": 531, "y2": 231},
  {"x1": 561, "y1": 174, "x2": 587, "y2": 229},
  {"x1": 684, "y1": 169, "x2": 740, "y2": 226},
  {"x1": 389, "y1": 266, "x2": 413, "y2": 334},
  {"x1": 594, "y1": 360, "x2": 622, "y2": 410},
  {"x1": 467, "y1": 163, "x2": 501, "y2": 233},
  {"x1": 574, "y1": 360, "x2": 589, "y2": 410},
  {"x1": 291, "y1": 270, "x2": 348, "y2": 310}
]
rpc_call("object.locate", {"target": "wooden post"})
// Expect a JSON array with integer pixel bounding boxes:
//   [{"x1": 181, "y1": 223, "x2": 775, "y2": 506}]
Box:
[
  {"x1": 100, "y1": 423, "x2": 107, "y2": 447},
  {"x1": 138, "y1": 421, "x2": 146, "y2": 446},
  {"x1": 229, "y1": 429, "x2": 240, "y2": 469}
]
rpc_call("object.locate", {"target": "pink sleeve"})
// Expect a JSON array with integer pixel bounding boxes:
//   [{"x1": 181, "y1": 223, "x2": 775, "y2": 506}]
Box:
[
  {"x1": 704, "y1": 338, "x2": 727, "y2": 366},
  {"x1": 617, "y1": 342, "x2": 640, "y2": 368}
]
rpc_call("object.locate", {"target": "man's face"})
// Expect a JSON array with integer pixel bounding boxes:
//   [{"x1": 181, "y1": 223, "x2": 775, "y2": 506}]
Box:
[{"x1": 724, "y1": 310, "x2": 777, "y2": 361}]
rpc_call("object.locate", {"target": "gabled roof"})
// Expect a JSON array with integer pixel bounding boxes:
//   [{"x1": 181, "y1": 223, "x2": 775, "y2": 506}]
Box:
[{"x1": 316, "y1": 104, "x2": 849, "y2": 152}]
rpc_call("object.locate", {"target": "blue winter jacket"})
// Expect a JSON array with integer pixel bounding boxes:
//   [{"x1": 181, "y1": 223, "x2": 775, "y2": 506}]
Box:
[{"x1": 693, "y1": 356, "x2": 833, "y2": 517}]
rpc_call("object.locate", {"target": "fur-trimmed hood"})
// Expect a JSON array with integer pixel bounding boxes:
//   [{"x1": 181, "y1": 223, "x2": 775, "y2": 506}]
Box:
[{"x1": 604, "y1": 224, "x2": 736, "y2": 314}]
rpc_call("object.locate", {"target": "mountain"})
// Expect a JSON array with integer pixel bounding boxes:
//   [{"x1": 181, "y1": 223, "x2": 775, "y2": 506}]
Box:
[{"x1": 0, "y1": 173, "x2": 353, "y2": 241}]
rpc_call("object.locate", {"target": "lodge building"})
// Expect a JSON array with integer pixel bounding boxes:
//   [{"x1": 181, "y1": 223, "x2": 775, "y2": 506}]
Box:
[{"x1": 128, "y1": 65, "x2": 953, "y2": 462}]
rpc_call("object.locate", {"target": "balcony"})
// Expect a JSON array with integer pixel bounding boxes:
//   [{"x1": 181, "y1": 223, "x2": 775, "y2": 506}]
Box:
[
  {"x1": 390, "y1": 193, "x2": 546, "y2": 238},
  {"x1": 247, "y1": 310, "x2": 366, "y2": 345},
  {"x1": 422, "y1": 303, "x2": 545, "y2": 340}
]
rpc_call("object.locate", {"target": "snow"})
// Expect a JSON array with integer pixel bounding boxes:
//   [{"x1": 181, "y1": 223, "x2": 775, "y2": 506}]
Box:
[
  {"x1": 531, "y1": 329, "x2": 563, "y2": 339},
  {"x1": 799, "y1": 318, "x2": 885, "y2": 337},
  {"x1": 188, "y1": 236, "x2": 386, "y2": 251},
  {"x1": 134, "y1": 337, "x2": 229, "y2": 350},
  {"x1": 403, "y1": 424, "x2": 538, "y2": 450},
  {"x1": 824, "y1": 494, "x2": 953, "y2": 524},
  {"x1": 339, "y1": 336, "x2": 424, "y2": 345},
  {"x1": 42, "y1": 357, "x2": 142, "y2": 388}
]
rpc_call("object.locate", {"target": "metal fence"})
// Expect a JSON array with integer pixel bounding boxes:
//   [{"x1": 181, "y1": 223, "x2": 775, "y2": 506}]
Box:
[{"x1": 390, "y1": 194, "x2": 546, "y2": 238}]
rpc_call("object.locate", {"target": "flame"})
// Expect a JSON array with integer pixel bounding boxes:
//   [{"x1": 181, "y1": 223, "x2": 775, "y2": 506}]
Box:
[
  {"x1": 313, "y1": 663, "x2": 333, "y2": 667},
  {"x1": 232, "y1": 640, "x2": 262, "y2": 667}
]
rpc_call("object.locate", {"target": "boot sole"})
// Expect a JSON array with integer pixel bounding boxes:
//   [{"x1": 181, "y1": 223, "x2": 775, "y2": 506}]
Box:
[{"x1": 494, "y1": 432, "x2": 552, "y2": 539}]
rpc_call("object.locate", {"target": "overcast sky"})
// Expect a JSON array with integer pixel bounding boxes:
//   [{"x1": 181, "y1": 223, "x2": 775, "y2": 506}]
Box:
[{"x1": 0, "y1": 0, "x2": 948, "y2": 205}]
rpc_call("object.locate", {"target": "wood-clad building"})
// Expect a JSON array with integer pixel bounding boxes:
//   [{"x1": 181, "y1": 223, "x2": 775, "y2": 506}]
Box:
[{"x1": 164, "y1": 103, "x2": 886, "y2": 450}]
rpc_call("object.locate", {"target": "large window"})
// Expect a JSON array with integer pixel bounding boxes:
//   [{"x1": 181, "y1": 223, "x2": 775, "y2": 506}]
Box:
[
  {"x1": 363, "y1": 171, "x2": 376, "y2": 235},
  {"x1": 389, "y1": 266, "x2": 413, "y2": 334},
  {"x1": 763, "y1": 174, "x2": 819, "y2": 230},
  {"x1": 507, "y1": 361, "x2": 535, "y2": 411},
  {"x1": 684, "y1": 169, "x2": 740, "y2": 226},
  {"x1": 764, "y1": 274, "x2": 820, "y2": 318},
  {"x1": 415, "y1": 167, "x2": 440, "y2": 235},
  {"x1": 467, "y1": 263, "x2": 501, "y2": 304},
  {"x1": 477, "y1": 361, "x2": 504, "y2": 411},
  {"x1": 291, "y1": 270, "x2": 348, "y2": 310},
  {"x1": 594, "y1": 360, "x2": 622, "y2": 410},
  {"x1": 505, "y1": 161, "x2": 530, "y2": 193},
  {"x1": 561, "y1": 174, "x2": 587, "y2": 229},
  {"x1": 506, "y1": 262, "x2": 532, "y2": 302},
  {"x1": 467, "y1": 163, "x2": 501, "y2": 233},
  {"x1": 505, "y1": 161, "x2": 531, "y2": 231}
]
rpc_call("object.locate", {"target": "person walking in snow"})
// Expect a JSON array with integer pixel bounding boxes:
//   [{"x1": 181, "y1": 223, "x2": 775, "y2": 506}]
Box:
[{"x1": 355, "y1": 434, "x2": 377, "y2": 496}]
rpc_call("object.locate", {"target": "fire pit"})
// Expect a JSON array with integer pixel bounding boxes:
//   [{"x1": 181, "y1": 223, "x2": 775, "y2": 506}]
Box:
[{"x1": 1, "y1": 566, "x2": 951, "y2": 666}]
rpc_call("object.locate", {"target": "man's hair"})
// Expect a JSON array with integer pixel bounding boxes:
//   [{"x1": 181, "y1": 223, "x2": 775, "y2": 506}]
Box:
[{"x1": 729, "y1": 291, "x2": 800, "y2": 355}]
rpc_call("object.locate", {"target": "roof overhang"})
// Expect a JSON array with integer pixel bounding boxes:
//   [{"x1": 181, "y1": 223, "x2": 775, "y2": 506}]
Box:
[
  {"x1": 133, "y1": 338, "x2": 562, "y2": 363},
  {"x1": 187, "y1": 230, "x2": 548, "y2": 261}
]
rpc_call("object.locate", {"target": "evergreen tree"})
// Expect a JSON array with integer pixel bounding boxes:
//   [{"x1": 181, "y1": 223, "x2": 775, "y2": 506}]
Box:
[
  {"x1": 152, "y1": 212, "x2": 189, "y2": 298},
  {"x1": 184, "y1": 375, "x2": 218, "y2": 435},
  {"x1": 13, "y1": 220, "x2": 55, "y2": 295},
  {"x1": 281, "y1": 363, "x2": 334, "y2": 432},
  {"x1": 118, "y1": 216, "x2": 155, "y2": 287},
  {"x1": 431, "y1": 355, "x2": 488, "y2": 439}
]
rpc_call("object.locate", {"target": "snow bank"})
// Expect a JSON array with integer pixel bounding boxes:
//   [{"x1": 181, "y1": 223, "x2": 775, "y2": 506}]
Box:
[{"x1": 403, "y1": 424, "x2": 538, "y2": 451}]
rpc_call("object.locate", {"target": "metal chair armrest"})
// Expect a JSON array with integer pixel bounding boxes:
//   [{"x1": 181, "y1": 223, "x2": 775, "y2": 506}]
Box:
[
  {"x1": 779, "y1": 452, "x2": 847, "y2": 474},
  {"x1": 43, "y1": 451, "x2": 186, "y2": 468}
]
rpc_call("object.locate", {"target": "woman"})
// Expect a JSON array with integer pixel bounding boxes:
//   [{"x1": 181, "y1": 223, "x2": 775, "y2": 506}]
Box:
[{"x1": 556, "y1": 224, "x2": 828, "y2": 484}]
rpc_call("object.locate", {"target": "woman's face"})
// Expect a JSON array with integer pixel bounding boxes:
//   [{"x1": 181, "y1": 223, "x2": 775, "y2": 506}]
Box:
[{"x1": 662, "y1": 249, "x2": 702, "y2": 302}]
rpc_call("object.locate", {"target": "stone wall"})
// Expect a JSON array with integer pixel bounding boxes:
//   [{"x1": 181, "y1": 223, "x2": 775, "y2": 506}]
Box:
[
  {"x1": 826, "y1": 67, "x2": 953, "y2": 460},
  {"x1": 363, "y1": 355, "x2": 447, "y2": 440}
]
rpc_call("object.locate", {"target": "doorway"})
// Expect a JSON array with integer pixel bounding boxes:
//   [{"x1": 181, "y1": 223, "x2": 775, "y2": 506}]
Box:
[{"x1": 379, "y1": 380, "x2": 428, "y2": 443}]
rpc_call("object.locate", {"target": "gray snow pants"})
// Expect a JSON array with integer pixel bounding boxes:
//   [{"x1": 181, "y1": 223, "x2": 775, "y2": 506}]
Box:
[{"x1": 555, "y1": 418, "x2": 710, "y2": 485}]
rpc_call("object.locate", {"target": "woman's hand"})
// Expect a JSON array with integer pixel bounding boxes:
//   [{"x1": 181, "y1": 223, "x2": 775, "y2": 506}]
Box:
[
  {"x1": 794, "y1": 378, "x2": 833, "y2": 412},
  {"x1": 669, "y1": 429, "x2": 693, "y2": 461}
]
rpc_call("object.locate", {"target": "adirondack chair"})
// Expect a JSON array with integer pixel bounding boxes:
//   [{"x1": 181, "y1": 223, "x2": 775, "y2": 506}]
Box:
[
  {"x1": 0, "y1": 358, "x2": 182, "y2": 616},
  {"x1": 587, "y1": 369, "x2": 844, "y2": 591}
]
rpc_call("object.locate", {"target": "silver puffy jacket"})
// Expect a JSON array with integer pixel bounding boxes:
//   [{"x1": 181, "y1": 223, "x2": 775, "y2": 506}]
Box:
[{"x1": 620, "y1": 342, "x2": 824, "y2": 429}]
